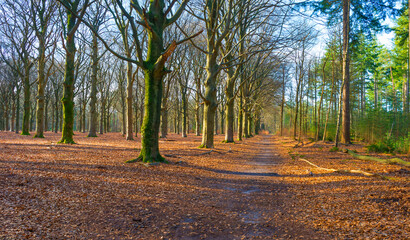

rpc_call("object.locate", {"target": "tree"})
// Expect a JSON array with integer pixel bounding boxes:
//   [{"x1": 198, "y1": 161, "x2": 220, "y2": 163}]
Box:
[
  {"x1": 31, "y1": 0, "x2": 58, "y2": 138},
  {"x1": 304, "y1": 0, "x2": 400, "y2": 144},
  {"x1": 0, "y1": 0, "x2": 36, "y2": 135},
  {"x1": 58, "y1": 0, "x2": 89, "y2": 143},
  {"x1": 99, "y1": 0, "x2": 197, "y2": 162}
]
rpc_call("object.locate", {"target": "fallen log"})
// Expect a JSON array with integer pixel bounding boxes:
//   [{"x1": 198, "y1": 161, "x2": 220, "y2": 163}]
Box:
[
  {"x1": 344, "y1": 149, "x2": 410, "y2": 167},
  {"x1": 299, "y1": 158, "x2": 389, "y2": 180}
]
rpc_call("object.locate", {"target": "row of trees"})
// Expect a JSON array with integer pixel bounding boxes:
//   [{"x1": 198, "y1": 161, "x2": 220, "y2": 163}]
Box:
[
  {"x1": 1, "y1": 0, "x2": 405, "y2": 161},
  {"x1": 280, "y1": 0, "x2": 409, "y2": 153},
  {"x1": 0, "y1": 0, "x2": 305, "y2": 162}
]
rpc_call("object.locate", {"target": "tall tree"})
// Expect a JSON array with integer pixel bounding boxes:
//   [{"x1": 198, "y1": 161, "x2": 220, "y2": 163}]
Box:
[
  {"x1": 304, "y1": 0, "x2": 400, "y2": 144},
  {"x1": 58, "y1": 0, "x2": 89, "y2": 143},
  {"x1": 86, "y1": 0, "x2": 198, "y2": 162},
  {"x1": 31, "y1": 0, "x2": 58, "y2": 138},
  {"x1": 0, "y1": 0, "x2": 35, "y2": 135}
]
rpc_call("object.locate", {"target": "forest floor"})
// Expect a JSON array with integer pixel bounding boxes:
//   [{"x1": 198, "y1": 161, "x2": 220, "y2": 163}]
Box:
[{"x1": 0, "y1": 131, "x2": 409, "y2": 239}]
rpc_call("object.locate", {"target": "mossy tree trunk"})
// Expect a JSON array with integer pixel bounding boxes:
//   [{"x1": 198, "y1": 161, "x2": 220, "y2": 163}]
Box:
[
  {"x1": 60, "y1": 27, "x2": 76, "y2": 143},
  {"x1": 34, "y1": 44, "x2": 46, "y2": 138},
  {"x1": 201, "y1": 56, "x2": 218, "y2": 148},
  {"x1": 59, "y1": 0, "x2": 88, "y2": 144},
  {"x1": 32, "y1": 0, "x2": 55, "y2": 138},
  {"x1": 21, "y1": 70, "x2": 31, "y2": 135}
]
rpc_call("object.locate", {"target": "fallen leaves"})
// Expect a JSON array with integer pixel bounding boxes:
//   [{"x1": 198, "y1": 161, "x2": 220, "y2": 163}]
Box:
[{"x1": 0, "y1": 132, "x2": 408, "y2": 239}]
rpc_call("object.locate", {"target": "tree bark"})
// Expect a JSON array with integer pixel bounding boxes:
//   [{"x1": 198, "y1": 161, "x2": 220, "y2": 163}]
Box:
[
  {"x1": 195, "y1": 80, "x2": 201, "y2": 136},
  {"x1": 126, "y1": 62, "x2": 134, "y2": 140},
  {"x1": 59, "y1": 5, "x2": 80, "y2": 144},
  {"x1": 224, "y1": 68, "x2": 235, "y2": 142},
  {"x1": 280, "y1": 66, "x2": 285, "y2": 136},
  {"x1": 341, "y1": 0, "x2": 351, "y2": 144},
  {"x1": 34, "y1": 31, "x2": 46, "y2": 138},
  {"x1": 201, "y1": 56, "x2": 218, "y2": 148},
  {"x1": 181, "y1": 84, "x2": 187, "y2": 137},
  {"x1": 88, "y1": 33, "x2": 98, "y2": 137},
  {"x1": 15, "y1": 88, "x2": 20, "y2": 134},
  {"x1": 21, "y1": 71, "x2": 31, "y2": 135},
  {"x1": 238, "y1": 89, "x2": 243, "y2": 141}
]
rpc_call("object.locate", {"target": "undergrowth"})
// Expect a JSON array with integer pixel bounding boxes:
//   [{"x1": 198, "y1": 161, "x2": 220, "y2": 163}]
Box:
[{"x1": 366, "y1": 136, "x2": 410, "y2": 154}]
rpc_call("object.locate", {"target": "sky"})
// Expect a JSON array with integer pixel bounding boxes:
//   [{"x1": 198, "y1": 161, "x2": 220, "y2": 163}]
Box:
[
  {"x1": 377, "y1": 17, "x2": 396, "y2": 49},
  {"x1": 310, "y1": 16, "x2": 398, "y2": 57}
]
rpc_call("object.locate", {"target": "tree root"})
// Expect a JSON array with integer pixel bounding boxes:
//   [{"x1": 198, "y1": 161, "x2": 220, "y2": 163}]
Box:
[
  {"x1": 344, "y1": 149, "x2": 410, "y2": 167},
  {"x1": 299, "y1": 158, "x2": 390, "y2": 180}
]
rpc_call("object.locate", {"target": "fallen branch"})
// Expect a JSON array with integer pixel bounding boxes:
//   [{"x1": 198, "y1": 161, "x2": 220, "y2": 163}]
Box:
[
  {"x1": 196, "y1": 150, "x2": 213, "y2": 156},
  {"x1": 165, "y1": 149, "x2": 225, "y2": 157},
  {"x1": 344, "y1": 149, "x2": 410, "y2": 167},
  {"x1": 164, "y1": 154, "x2": 182, "y2": 158},
  {"x1": 299, "y1": 158, "x2": 389, "y2": 180}
]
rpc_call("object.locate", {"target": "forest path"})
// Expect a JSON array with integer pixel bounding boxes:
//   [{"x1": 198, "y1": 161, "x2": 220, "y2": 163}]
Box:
[{"x1": 181, "y1": 134, "x2": 325, "y2": 239}]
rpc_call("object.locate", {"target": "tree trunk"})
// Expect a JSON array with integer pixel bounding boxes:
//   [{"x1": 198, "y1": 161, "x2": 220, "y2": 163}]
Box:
[
  {"x1": 280, "y1": 67, "x2": 285, "y2": 136},
  {"x1": 21, "y1": 72, "x2": 31, "y2": 135},
  {"x1": 59, "y1": 14, "x2": 78, "y2": 143},
  {"x1": 323, "y1": 57, "x2": 336, "y2": 141},
  {"x1": 100, "y1": 99, "x2": 104, "y2": 134},
  {"x1": 181, "y1": 87, "x2": 187, "y2": 137},
  {"x1": 11, "y1": 100, "x2": 15, "y2": 132},
  {"x1": 54, "y1": 100, "x2": 59, "y2": 133},
  {"x1": 30, "y1": 101, "x2": 36, "y2": 132},
  {"x1": 224, "y1": 69, "x2": 235, "y2": 142},
  {"x1": 15, "y1": 88, "x2": 20, "y2": 134},
  {"x1": 135, "y1": 66, "x2": 164, "y2": 162},
  {"x1": 122, "y1": 92, "x2": 126, "y2": 135},
  {"x1": 201, "y1": 56, "x2": 218, "y2": 148},
  {"x1": 238, "y1": 89, "x2": 243, "y2": 141},
  {"x1": 220, "y1": 109, "x2": 224, "y2": 135},
  {"x1": 88, "y1": 33, "x2": 98, "y2": 137},
  {"x1": 316, "y1": 61, "x2": 327, "y2": 140},
  {"x1": 45, "y1": 99, "x2": 49, "y2": 132},
  {"x1": 195, "y1": 82, "x2": 201, "y2": 136},
  {"x1": 135, "y1": 83, "x2": 139, "y2": 137},
  {"x1": 341, "y1": 0, "x2": 351, "y2": 144},
  {"x1": 160, "y1": 95, "x2": 168, "y2": 138},
  {"x1": 126, "y1": 62, "x2": 134, "y2": 140},
  {"x1": 82, "y1": 102, "x2": 86, "y2": 133},
  {"x1": 34, "y1": 42, "x2": 46, "y2": 138},
  {"x1": 5, "y1": 103, "x2": 9, "y2": 131},
  {"x1": 215, "y1": 106, "x2": 218, "y2": 135}
]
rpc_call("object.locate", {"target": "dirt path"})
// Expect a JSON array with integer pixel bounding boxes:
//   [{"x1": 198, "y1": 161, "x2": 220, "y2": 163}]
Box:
[{"x1": 168, "y1": 134, "x2": 326, "y2": 239}]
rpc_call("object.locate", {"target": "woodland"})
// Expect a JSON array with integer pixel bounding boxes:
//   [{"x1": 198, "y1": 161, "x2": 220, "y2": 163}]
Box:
[{"x1": 0, "y1": 0, "x2": 409, "y2": 239}]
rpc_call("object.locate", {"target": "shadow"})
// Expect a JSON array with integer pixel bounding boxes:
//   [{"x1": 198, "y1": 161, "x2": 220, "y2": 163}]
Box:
[
  {"x1": 197, "y1": 167, "x2": 280, "y2": 177},
  {"x1": 1, "y1": 142, "x2": 139, "y2": 153}
]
